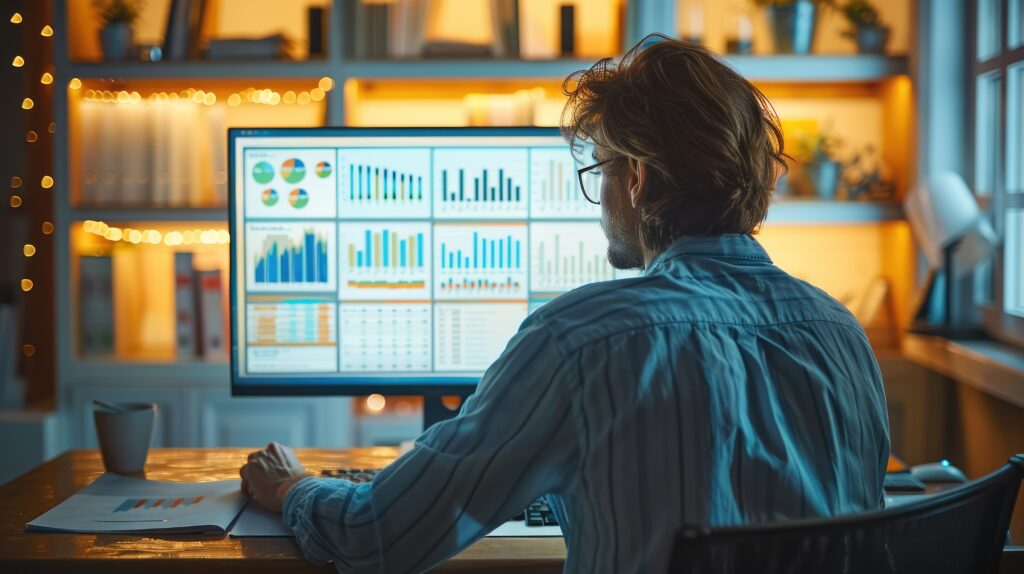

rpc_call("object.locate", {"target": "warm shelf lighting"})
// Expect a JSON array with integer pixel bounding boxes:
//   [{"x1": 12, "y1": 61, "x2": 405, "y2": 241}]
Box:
[
  {"x1": 40, "y1": 25, "x2": 53, "y2": 37},
  {"x1": 21, "y1": 98, "x2": 34, "y2": 110},
  {"x1": 26, "y1": 130, "x2": 38, "y2": 142},
  {"x1": 40, "y1": 72, "x2": 53, "y2": 84},
  {"x1": 10, "y1": 12, "x2": 22, "y2": 24},
  {"x1": 48, "y1": 121, "x2": 55, "y2": 133},
  {"x1": 319, "y1": 77, "x2": 335, "y2": 92},
  {"x1": 227, "y1": 93, "x2": 241, "y2": 106},
  {"x1": 12, "y1": 55, "x2": 25, "y2": 67},
  {"x1": 41, "y1": 221, "x2": 53, "y2": 235},
  {"x1": 366, "y1": 394, "x2": 386, "y2": 412},
  {"x1": 310, "y1": 88, "x2": 325, "y2": 102},
  {"x1": 23, "y1": 244, "x2": 36, "y2": 257},
  {"x1": 297, "y1": 91, "x2": 311, "y2": 105},
  {"x1": 41, "y1": 175, "x2": 54, "y2": 189},
  {"x1": 68, "y1": 77, "x2": 81, "y2": 90},
  {"x1": 20, "y1": 279, "x2": 33, "y2": 292},
  {"x1": 283, "y1": 90, "x2": 297, "y2": 104},
  {"x1": 10, "y1": 176, "x2": 22, "y2": 188},
  {"x1": 82, "y1": 220, "x2": 230, "y2": 246},
  {"x1": 9, "y1": 195, "x2": 22, "y2": 208}
]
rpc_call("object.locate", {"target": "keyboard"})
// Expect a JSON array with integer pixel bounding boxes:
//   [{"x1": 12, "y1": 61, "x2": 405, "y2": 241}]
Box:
[{"x1": 321, "y1": 468, "x2": 559, "y2": 528}]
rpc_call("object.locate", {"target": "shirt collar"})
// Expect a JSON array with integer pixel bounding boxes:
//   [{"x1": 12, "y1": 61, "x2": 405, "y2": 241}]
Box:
[{"x1": 644, "y1": 234, "x2": 772, "y2": 275}]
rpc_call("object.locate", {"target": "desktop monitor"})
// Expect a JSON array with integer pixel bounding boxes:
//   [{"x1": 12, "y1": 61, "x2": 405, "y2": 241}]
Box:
[{"x1": 229, "y1": 127, "x2": 632, "y2": 403}]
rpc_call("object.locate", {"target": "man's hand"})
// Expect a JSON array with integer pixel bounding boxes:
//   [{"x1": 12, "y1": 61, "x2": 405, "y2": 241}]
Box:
[{"x1": 239, "y1": 442, "x2": 313, "y2": 513}]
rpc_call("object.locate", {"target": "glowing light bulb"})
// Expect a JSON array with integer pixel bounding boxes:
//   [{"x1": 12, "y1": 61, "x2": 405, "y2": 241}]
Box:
[
  {"x1": 40, "y1": 72, "x2": 53, "y2": 84},
  {"x1": 129, "y1": 91, "x2": 141, "y2": 104},
  {"x1": 22, "y1": 98, "x2": 34, "y2": 110},
  {"x1": 10, "y1": 13, "x2": 23, "y2": 24},
  {"x1": 40, "y1": 25, "x2": 53, "y2": 37},
  {"x1": 41, "y1": 221, "x2": 53, "y2": 235},
  {"x1": 11, "y1": 176, "x2": 23, "y2": 188},
  {"x1": 204, "y1": 92, "x2": 216, "y2": 105},
  {"x1": 48, "y1": 121, "x2": 56, "y2": 133},
  {"x1": 9, "y1": 195, "x2": 22, "y2": 208},
  {"x1": 283, "y1": 90, "x2": 296, "y2": 104},
  {"x1": 228, "y1": 93, "x2": 241, "y2": 106},
  {"x1": 366, "y1": 394, "x2": 386, "y2": 412},
  {"x1": 297, "y1": 91, "x2": 311, "y2": 105},
  {"x1": 26, "y1": 130, "x2": 38, "y2": 142},
  {"x1": 310, "y1": 88, "x2": 325, "y2": 102},
  {"x1": 12, "y1": 55, "x2": 25, "y2": 67},
  {"x1": 23, "y1": 244, "x2": 36, "y2": 257},
  {"x1": 319, "y1": 77, "x2": 335, "y2": 92},
  {"x1": 20, "y1": 279, "x2": 33, "y2": 292},
  {"x1": 68, "y1": 77, "x2": 82, "y2": 90},
  {"x1": 41, "y1": 175, "x2": 54, "y2": 189}
]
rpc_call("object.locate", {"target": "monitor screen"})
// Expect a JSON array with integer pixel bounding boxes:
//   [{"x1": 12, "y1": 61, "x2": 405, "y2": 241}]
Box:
[{"x1": 230, "y1": 127, "x2": 634, "y2": 396}]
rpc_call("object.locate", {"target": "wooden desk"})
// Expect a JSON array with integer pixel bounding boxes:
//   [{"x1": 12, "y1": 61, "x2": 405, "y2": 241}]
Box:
[{"x1": 0, "y1": 448, "x2": 567, "y2": 573}]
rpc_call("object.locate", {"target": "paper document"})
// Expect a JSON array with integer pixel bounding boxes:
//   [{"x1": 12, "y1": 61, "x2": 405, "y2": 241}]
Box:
[{"x1": 26, "y1": 473, "x2": 248, "y2": 534}]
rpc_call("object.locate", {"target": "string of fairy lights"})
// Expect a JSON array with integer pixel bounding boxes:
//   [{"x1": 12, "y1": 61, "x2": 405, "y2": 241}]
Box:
[{"x1": 9, "y1": 9, "x2": 55, "y2": 362}]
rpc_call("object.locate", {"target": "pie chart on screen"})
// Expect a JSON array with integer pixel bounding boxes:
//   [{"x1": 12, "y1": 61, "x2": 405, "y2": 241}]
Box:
[
  {"x1": 316, "y1": 161, "x2": 332, "y2": 178},
  {"x1": 253, "y1": 161, "x2": 274, "y2": 184},
  {"x1": 289, "y1": 188, "x2": 309, "y2": 208},
  {"x1": 281, "y1": 158, "x2": 306, "y2": 184},
  {"x1": 261, "y1": 188, "x2": 278, "y2": 206}
]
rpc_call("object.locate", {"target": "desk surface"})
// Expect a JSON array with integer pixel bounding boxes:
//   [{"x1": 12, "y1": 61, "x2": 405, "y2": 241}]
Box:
[{"x1": 0, "y1": 448, "x2": 567, "y2": 574}]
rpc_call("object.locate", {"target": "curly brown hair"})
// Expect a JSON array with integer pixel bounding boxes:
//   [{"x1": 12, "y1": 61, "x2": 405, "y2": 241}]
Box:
[{"x1": 562, "y1": 34, "x2": 787, "y2": 250}]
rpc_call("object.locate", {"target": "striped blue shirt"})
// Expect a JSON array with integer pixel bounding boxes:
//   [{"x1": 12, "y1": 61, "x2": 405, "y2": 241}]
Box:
[{"x1": 283, "y1": 234, "x2": 890, "y2": 573}]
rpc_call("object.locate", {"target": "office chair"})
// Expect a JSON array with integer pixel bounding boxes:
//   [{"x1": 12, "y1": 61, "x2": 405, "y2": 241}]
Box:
[{"x1": 670, "y1": 454, "x2": 1024, "y2": 574}]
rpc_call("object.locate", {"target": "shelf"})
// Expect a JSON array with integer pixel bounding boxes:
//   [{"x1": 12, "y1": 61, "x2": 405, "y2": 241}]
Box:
[
  {"x1": 61, "y1": 55, "x2": 909, "y2": 83},
  {"x1": 71, "y1": 207, "x2": 228, "y2": 222},
  {"x1": 766, "y1": 200, "x2": 903, "y2": 224},
  {"x1": 67, "y1": 359, "x2": 229, "y2": 382},
  {"x1": 62, "y1": 60, "x2": 334, "y2": 80}
]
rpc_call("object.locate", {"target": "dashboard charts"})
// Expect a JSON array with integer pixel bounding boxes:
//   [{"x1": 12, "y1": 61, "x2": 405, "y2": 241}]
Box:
[
  {"x1": 246, "y1": 222, "x2": 337, "y2": 293},
  {"x1": 339, "y1": 303, "x2": 432, "y2": 372},
  {"x1": 339, "y1": 222, "x2": 431, "y2": 300},
  {"x1": 338, "y1": 148, "x2": 431, "y2": 219},
  {"x1": 246, "y1": 298, "x2": 338, "y2": 372},
  {"x1": 434, "y1": 302, "x2": 527, "y2": 371},
  {"x1": 433, "y1": 148, "x2": 529, "y2": 219},
  {"x1": 530, "y1": 147, "x2": 602, "y2": 218},
  {"x1": 434, "y1": 223, "x2": 528, "y2": 300},
  {"x1": 245, "y1": 149, "x2": 337, "y2": 219},
  {"x1": 530, "y1": 222, "x2": 617, "y2": 292}
]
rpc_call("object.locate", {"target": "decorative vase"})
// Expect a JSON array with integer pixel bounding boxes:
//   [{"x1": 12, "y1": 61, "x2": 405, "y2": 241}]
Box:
[
  {"x1": 100, "y1": 23, "x2": 134, "y2": 61},
  {"x1": 809, "y1": 160, "x2": 840, "y2": 199},
  {"x1": 855, "y1": 25, "x2": 890, "y2": 55},
  {"x1": 766, "y1": 0, "x2": 818, "y2": 54}
]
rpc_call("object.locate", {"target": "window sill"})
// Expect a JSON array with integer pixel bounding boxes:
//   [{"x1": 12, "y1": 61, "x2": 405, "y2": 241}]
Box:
[{"x1": 903, "y1": 334, "x2": 1024, "y2": 408}]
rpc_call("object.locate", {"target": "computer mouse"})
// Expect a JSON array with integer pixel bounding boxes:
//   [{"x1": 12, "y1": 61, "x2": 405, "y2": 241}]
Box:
[{"x1": 910, "y1": 460, "x2": 967, "y2": 483}]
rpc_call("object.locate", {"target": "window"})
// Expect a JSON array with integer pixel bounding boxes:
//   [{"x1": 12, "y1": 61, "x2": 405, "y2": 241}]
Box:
[{"x1": 969, "y1": 0, "x2": 1024, "y2": 344}]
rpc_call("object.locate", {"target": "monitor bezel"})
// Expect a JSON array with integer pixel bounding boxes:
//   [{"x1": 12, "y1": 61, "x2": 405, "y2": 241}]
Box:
[{"x1": 229, "y1": 126, "x2": 563, "y2": 397}]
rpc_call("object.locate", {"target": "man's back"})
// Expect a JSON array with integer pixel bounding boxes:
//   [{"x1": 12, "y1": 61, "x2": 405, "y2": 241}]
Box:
[{"x1": 534, "y1": 234, "x2": 890, "y2": 572}]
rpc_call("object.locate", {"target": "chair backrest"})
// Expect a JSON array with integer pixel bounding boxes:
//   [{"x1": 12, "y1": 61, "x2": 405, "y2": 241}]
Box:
[{"x1": 670, "y1": 454, "x2": 1024, "y2": 574}]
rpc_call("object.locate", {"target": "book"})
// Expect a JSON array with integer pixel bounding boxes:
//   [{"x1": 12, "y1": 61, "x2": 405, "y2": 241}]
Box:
[
  {"x1": 196, "y1": 269, "x2": 226, "y2": 358},
  {"x1": 26, "y1": 474, "x2": 247, "y2": 535},
  {"x1": 174, "y1": 252, "x2": 197, "y2": 358},
  {"x1": 79, "y1": 256, "x2": 114, "y2": 356}
]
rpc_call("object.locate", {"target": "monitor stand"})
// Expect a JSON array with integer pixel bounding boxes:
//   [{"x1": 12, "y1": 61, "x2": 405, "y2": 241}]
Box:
[{"x1": 422, "y1": 394, "x2": 471, "y2": 431}]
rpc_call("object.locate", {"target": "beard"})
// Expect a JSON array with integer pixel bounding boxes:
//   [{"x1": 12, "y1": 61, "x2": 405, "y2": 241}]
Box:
[{"x1": 601, "y1": 197, "x2": 645, "y2": 271}]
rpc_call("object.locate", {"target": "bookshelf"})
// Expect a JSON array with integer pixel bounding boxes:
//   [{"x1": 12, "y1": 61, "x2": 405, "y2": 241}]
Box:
[{"x1": 50, "y1": 0, "x2": 918, "y2": 449}]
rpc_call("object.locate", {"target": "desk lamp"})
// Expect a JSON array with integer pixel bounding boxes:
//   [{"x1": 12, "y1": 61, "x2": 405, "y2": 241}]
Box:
[{"x1": 904, "y1": 172, "x2": 997, "y2": 337}]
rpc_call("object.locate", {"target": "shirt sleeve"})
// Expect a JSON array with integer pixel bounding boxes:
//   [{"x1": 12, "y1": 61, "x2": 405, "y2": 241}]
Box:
[{"x1": 282, "y1": 319, "x2": 580, "y2": 573}]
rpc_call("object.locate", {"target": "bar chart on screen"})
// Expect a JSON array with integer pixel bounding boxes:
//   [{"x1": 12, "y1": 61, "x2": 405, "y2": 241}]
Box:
[
  {"x1": 434, "y1": 302, "x2": 528, "y2": 371},
  {"x1": 244, "y1": 149, "x2": 337, "y2": 219},
  {"x1": 433, "y1": 148, "x2": 528, "y2": 219},
  {"x1": 338, "y1": 148, "x2": 431, "y2": 219},
  {"x1": 246, "y1": 222, "x2": 337, "y2": 292},
  {"x1": 339, "y1": 222, "x2": 432, "y2": 300},
  {"x1": 531, "y1": 222, "x2": 616, "y2": 292},
  {"x1": 245, "y1": 297, "x2": 338, "y2": 373},
  {"x1": 530, "y1": 147, "x2": 601, "y2": 218},
  {"x1": 434, "y1": 223, "x2": 528, "y2": 300},
  {"x1": 339, "y1": 303, "x2": 432, "y2": 372}
]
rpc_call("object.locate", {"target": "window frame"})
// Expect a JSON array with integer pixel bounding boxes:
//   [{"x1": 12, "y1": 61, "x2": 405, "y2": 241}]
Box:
[{"x1": 968, "y1": 0, "x2": 1024, "y2": 347}]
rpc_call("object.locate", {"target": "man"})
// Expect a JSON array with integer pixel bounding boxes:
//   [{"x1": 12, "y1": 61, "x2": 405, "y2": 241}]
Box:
[{"x1": 240, "y1": 35, "x2": 890, "y2": 573}]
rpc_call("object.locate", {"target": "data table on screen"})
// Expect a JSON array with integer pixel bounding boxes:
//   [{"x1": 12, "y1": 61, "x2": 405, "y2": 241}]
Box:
[
  {"x1": 434, "y1": 302, "x2": 528, "y2": 372},
  {"x1": 339, "y1": 303, "x2": 432, "y2": 372},
  {"x1": 245, "y1": 298, "x2": 338, "y2": 373}
]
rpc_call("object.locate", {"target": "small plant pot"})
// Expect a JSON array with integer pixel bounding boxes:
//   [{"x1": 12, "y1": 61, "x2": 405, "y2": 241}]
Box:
[
  {"x1": 100, "y1": 23, "x2": 134, "y2": 61},
  {"x1": 856, "y1": 25, "x2": 890, "y2": 55},
  {"x1": 766, "y1": 0, "x2": 818, "y2": 54},
  {"x1": 809, "y1": 160, "x2": 840, "y2": 200}
]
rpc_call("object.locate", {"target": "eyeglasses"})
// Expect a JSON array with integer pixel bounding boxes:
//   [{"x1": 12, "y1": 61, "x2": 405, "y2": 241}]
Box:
[{"x1": 577, "y1": 159, "x2": 610, "y2": 205}]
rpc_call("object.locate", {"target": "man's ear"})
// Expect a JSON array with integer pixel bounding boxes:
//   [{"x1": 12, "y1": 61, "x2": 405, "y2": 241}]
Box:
[{"x1": 628, "y1": 158, "x2": 647, "y2": 209}]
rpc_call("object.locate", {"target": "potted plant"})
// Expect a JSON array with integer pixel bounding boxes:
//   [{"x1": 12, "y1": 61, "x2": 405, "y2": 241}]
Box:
[
  {"x1": 840, "y1": 0, "x2": 889, "y2": 54},
  {"x1": 753, "y1": 0, "x2": 833, "y2": 54},
  {"x1": 796, "y1": 129, "x2": 843, "y2": 199},
  {"x1": 94, "y1": 0, "x2": 144, "y2": 61},
  {"x1": 843, "y1": 145, "x2": 894, "y2": 201}
]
